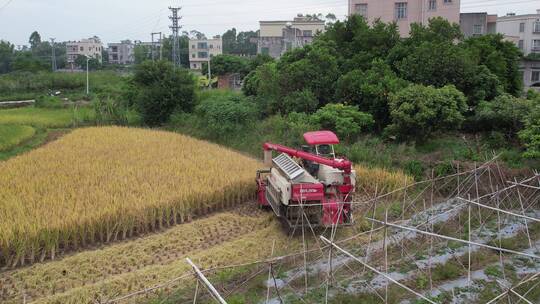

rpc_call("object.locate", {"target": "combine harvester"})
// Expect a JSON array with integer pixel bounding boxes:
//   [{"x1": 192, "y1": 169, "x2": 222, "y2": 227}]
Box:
[{"x1": 256, "y1": 131, "x2": 356, "y2": 228}]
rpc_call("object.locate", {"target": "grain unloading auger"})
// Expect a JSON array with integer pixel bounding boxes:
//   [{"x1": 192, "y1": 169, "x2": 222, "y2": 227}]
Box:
[{"x1": 256, "y1": 131, "x2": 356, "y2": 229}]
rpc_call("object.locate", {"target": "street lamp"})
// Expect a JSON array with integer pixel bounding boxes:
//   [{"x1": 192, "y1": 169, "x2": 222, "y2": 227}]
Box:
[{"x1": 85, "y1": 55, "x2": 91, "y2": 95}]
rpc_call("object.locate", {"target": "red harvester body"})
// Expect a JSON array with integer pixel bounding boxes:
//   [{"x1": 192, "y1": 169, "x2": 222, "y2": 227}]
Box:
[{"x1": 256, "y1": 131, "x2": 356, "y2": 228}]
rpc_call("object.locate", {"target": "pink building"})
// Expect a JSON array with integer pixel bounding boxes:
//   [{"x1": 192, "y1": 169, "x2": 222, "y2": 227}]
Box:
[{"x1": 348, "y1": 0, "x2": 461, "y2": 37}]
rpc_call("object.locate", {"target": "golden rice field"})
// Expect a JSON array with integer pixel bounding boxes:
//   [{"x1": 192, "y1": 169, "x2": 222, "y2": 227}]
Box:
[
  {"x1": 355, "y1": 165, "x2": 414, "y2": 196},
  {"x1": 0, "y1": 127, "x2": 262, "y2": 268}
]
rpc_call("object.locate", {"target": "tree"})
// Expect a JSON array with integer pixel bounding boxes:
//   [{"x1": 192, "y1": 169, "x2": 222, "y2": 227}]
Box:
[
  {"x1": 282, "y1": 89, "x2": 319, "y2": 114},
  {"x1": 190, "y1": 30, "x2": 206, "y2": 40},
  {"x1": 319, "y1": 16, "x2": 400, "y2": 72},
  {"x1": 127, "y1": 60, "x2": 196, "y2": 126},
  {"x1": 335, "y1": 59, "x2": 409, "y2": 129},
  {"x1": 11, "y1": 52, "x2": 48, "y2": 72},
  {"x1": 0, "y1": 40, "x2": 14, "y2": 74},
  {"x1": 134, "y1": 45, "x2": 151, "y2": 64},
  {"x1": 386, "y1": 85, "x2": 467, "y2": 141},
  {"x1": 311, "y1": 103, "x2": 374, "y2": 141},
  {"x1": 222, "y1": 28, "x2": 258, "y2": 56},
  {"x1": 519, "y1": 106, "x2": 540, "y2": 159},
  {"x1": 74, "y1": 55, "x2": 100, "y2": 70},
  {"x1": 202, "y1": 54, "x2": 250, "y2": 77},
  {"x1": 277, "y1": 41, "x2": 339, "y2": 105},
  {"x1": 473, "y1": 94, "x2": 535, "y2": 134},
  {"x1": 242, "y1": 62, "x2": 280, "y2": 115},
  {"x1": 29, "y1": 31, "x2": 42, "y2": 50},
  {"x1": 463, "y1": 34, "x2": 522, "y2": 96}
]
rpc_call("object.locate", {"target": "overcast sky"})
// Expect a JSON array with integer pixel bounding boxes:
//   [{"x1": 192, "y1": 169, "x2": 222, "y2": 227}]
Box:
[{"x1": 0, "y1": 0, "x2": 539, "y2": 46}]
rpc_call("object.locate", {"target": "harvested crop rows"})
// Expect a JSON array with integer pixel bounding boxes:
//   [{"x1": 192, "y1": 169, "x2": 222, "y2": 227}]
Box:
[
  {"x1": 0, "y1": 127, "x2": 262, "y2": 268},
  {"x1": 0, "y1": 205, "x2": 282, "y2": 304}
]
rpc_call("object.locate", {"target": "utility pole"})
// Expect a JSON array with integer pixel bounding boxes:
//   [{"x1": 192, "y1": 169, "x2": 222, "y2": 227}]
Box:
[
  {"x1": 151, "y1": 32, "x2": 162, "y2": 61},
  {"x1": 50, "y1": 38, "x2": 57, "y2": 72},
  {"x1": 169, "y1": 6, "x2": 182, "y2": 67},
  {"x1": 207, "y1": 58, "x2": 212, "y2": 88}
]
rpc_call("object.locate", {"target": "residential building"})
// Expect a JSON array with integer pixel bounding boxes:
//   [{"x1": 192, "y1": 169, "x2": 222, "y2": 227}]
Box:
[
  {"x1": 257, "y1": 15, "x2": 326, "y2": 58},
  {"x1": 496, "y1": 10, "x2": 540, "y2": 91},
  {"x1": 189, "y1": 36, "x2": 222, "y2": 70},
  {"x1": 521, "y1": 60, "x2": 540, "y2": 91},
  {"x1": 348, "y1": 0, "x2": 461, "y2": 37},
  {"x1": 460, "y1": 13, "x2": 497, "y2": 38},
  {"x1": 108, "y1": 40, "x2": 135, "y2": 65},
  {"x1": 66, "y1": 37, "x2": 103, "y2": 68},
  {"x1": 496, "y1": 10, "x2": 540, "y2": 56}
]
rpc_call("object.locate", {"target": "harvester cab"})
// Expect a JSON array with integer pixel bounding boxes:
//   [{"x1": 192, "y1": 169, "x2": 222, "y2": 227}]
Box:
[{"x1": 256, "y1": 131, "x2": 356, "y2": 229}]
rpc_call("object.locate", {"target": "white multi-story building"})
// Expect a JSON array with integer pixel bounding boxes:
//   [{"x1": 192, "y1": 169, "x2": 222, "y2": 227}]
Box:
[
  {"x1": 66, "y1": 37, "x2": 103, "y2": 68},
  {"x1": 497, "y1": 10, "x2": 540, "y2": 90},
  {"x1": 258, "y1": 15, "x2": 326, "y2": 58},
  {"x1": 497, "y1": 10, "x2": 540, "y2": 56},
  {"x1": 189, "y1": 36, "x2": 223, "y2": 70},
  {"x1": 108, "y1": 40, "x2": 134, "y2": 65}
]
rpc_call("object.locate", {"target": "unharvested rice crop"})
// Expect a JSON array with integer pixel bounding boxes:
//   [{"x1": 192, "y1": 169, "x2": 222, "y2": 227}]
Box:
[
  {"x1": 0, "y1": 127, "x2": 262, "y2": 268},
  {"x1": 0, "y1": 125, "x2": 35, "y2": 151},
  {"x1": 355, "y1": 165, "x2": 414, "y2": 196}
]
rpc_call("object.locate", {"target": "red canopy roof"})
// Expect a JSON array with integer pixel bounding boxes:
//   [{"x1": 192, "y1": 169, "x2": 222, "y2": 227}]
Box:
[{"x1": 303, "y1": 131, "x2": 340, "y2": 145}]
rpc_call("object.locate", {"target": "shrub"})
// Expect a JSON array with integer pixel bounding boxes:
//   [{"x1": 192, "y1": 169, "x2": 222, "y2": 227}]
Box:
[
  {"x1": 127, "y1": 60, "x2": 196, "y2": 126},
  {"x1": 404, "y1": 160, "x2": 424, "y2": 181},
  {"x1": 386, "y1": 85, "x2": 467, "y2": 141},
  {"x1": 195, "y1": 94, "x2": 258, "y2": 138},
  {"x1": 519, "y1": 107, "x2": 540, "y2": 159},
  {"x1": 282, "y1": 89, "x2": 319, "y2": 114},
  {"x1": 311, "y1": 103, "x2": 374, "y2": 141},
  {"x1": 92, "y1": 98, "x2": 140, "y2": 126},
  {"x1": 473, "y1": 94, "x2": 534, "y2": 134},
  {"x1": 35, "y1": 95, "x2": 64, "y2": 109}
]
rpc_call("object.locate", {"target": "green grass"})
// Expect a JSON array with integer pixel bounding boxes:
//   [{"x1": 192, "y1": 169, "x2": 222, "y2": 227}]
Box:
[
  {"x1": 0, "y1": 71, "x2": 126, "y2": 101},
  {"x1": 0, "y1": 128, "x2": 51, "y2": 161},
  {"x1": 0, "y1": 125, "x2": 36, "y2": 151},
  {"x1": 0, "y1": 107, "x2": 92, "y2": 128}
]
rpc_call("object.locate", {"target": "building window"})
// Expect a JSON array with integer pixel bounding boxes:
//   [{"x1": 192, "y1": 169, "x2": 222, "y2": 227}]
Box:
[
  {"x1": 197, "y1": 42, "x2": 208, "y2": 49},
  {"x1": 303, "y1": 30, "x2": 313, "y2": 37},
  {"x1": 520, "y1": 22, "x2": 525, "y2": 32},
  {"x1": 395, "y1": 2, "x2": 407, "y2": 19},
  {"x1": 518, "y1": 40, "x2": 524, "y2": 50},
  {"x1": 80, "y1": 47, "x2": 84, "y2": 51},
  {"x1": 428, "y1": 0, "x2": 437, "y2": 11},
  {"x1": 533, "y1": 39, "x2": 540, "y2": 51},
  {"x1": 534, "y1": 22, "x2": 540, "y2": 33},
  {"x1": 192, "y1": 53, "x2": 195, "y2": 58},
  {"x1": 286, "y1": 42, "x2": 293, "y2": 51},
  {"x1": 209, "y1": 44, "x2": 213, "y2": 49},
  {"x1": 261, "y1": 47, "x2": 269, "y2": 55},
  {"x1": 473, "y1": 24, "x2": 483, "y2": 35},
  {"x1": 355, "y1": 4, "x2": 368, "y2": 18},
  {"x1": 443, "y1": 0, "x2": 452, "y2": 3},
  {"x1": 532, "y1": 71, "x2": 540, "y2": 82},
  {"x1": 192, "y1": 45, "x2": 195, "y2": 49},
  {"x1": 198, "y1": 51, "x2": 208, "y2": 58}
]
